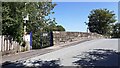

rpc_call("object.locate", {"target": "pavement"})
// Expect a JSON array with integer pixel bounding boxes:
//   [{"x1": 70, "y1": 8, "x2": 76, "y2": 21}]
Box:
[{"x1": 2, "y1": 38, "x2": 91, "y2": 63}]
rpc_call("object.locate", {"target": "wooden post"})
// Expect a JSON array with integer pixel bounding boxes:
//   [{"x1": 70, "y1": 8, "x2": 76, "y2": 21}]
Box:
[
  {"x1": 0, "y1": 51, "x2": 2, "y2": 67},
  {"x1": 2, "y1": 36, "x2": 3, "y2": 51},
  {"x1": 0, "y1": 36, "x2": 1, "y2": 51},
  {"x1": 8, "y1": 40, "x2": 9, "y2": 51},
  {"x1": 11, "y1": 41, "x2": 13, "y2": 50},
  {"x1": 4, "y1": 40, "x2": 6, "y2": 51},
  {"x1": 6, "y1": 39, "x2": 8, "y2": 51}
]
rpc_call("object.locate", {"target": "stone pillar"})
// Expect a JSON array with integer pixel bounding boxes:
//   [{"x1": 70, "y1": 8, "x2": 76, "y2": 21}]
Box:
[
  {"x1": 26, "y1": 41, "x2": 30, "y2": 51},
  {"x1": 24, "y1": 34, "x2": 30, "y2": 51}
]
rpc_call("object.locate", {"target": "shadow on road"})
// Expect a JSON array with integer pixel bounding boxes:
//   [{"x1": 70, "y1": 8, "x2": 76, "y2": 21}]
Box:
[
  {"x1": 73, "y1": 49, "x2": 120, "y2": 68},
  {"x1": 2, "y1": 59, "x2": 61, "y2": 68}
]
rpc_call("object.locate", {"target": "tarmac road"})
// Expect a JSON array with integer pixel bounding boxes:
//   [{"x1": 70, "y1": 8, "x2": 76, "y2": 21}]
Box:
[
  {"x1": 2, "y1": 38, "x2": 90, "y2": 63},
  {"x1": 28, "y1": 39, "x2": 119, "y2": 67}
]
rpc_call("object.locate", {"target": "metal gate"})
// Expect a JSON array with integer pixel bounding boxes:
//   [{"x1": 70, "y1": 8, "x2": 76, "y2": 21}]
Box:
[{"x1": 40, "y1": 31, "x2": 53, "y2": 48}]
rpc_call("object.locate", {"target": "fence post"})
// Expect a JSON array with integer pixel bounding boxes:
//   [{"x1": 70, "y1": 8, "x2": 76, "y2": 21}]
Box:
[
  {"x1": 0, "y1": 36, "x2": 1, "y2": 51},
  {"x1": 6, "y1": 39, "x2": 8, "y2": 51},
  {"x1": 11, "y1": 41, "x2": 13, "y2": 50},
  {"x1": 2, "y1": 36, "x2": 4, "y2": 51},
  {"x1": 4, "y1": 39, "x2": 6, "y2": 51},
  {"x1": 8, "y1": 40, "x2": 10, "y2": 51}
]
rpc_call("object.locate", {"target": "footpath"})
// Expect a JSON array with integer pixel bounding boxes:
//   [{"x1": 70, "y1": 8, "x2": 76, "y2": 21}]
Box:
[{"x1": 2, "y1": 38, "x2": 93, "y2": 63}]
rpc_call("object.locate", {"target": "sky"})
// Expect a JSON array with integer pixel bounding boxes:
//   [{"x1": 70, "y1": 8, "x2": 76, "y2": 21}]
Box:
[
  {"x1": 52, "y1": 0, "x2": 119, "y2": 2},
  {"x1": 50, "y1": 2, "x2": 118, "y2": 32}
]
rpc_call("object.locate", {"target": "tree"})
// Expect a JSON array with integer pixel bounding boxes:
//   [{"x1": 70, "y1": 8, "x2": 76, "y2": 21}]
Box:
[
  {"x1": 112, "y1": 23, "x2": 120, "y2": 38},
  {"x1": 2, "y1": 2, "x2": 65, "y2": 49},
  {"x1": 56, "y1": 25, "x2": 65, "y2": 31},
  {"x1": 2, "y1": 2, "x2": 57, "y2": 46},
  {"x1": 23, "y1": 2, "x2": 57, "y2": 49},
  {"x1": 2, "y1": 2, "x2": 25, "y2": 43},
  {"x1": 24, "y1": 2, "x2": 57, "y2": 33},
  {"x1": 87, "y1": 9, "x2": 116, "y2": 36},
  {"x1": 42, "y1": 17, "x2": 65, "y2": 31}
]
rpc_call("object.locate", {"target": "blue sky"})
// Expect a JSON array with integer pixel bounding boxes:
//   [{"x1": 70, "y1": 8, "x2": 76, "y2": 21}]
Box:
[
  {"x1": 52, "y1": 0, "x2": 119, "y2": 2},
  {"x1": 50, "y1": 2, "x2": 118, "y2": 32}
]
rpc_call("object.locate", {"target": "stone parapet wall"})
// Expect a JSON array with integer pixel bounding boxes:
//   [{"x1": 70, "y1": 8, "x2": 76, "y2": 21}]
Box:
[{"x1": 53, "y1": 31, "x2": 104, "y2": 45}]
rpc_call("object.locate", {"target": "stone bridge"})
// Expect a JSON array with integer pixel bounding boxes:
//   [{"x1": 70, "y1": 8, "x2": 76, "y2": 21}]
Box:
[
  {"x1": 0, "y1": 31, "x2": 104, "y2": 56},
  {"x1": 53, "y1": 31, "x2": 104, "y2": 45}
]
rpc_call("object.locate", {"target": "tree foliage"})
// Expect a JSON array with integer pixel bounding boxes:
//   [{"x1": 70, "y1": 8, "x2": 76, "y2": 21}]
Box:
[
  {"x1": 23, "y1": 2, "x2": 57, "y2": 49},
  {"x1": 2, "y1": 2, "x2": 65, "y2": 48},
  {"x1": 56, "y1": 25, "x2": 65, "y2": 31},
  {"x1": 112, "y1": 23, "x2": 120, "y2": 38},
  {"x1": 42, "y1": 18, "x2": 65, "y2": 31},
  {"x1": 87, "y1": 9, "x2": 116, "y2": 36},
  {"x1": 2, "y1": 2, "x2": 25, "y2": 43}
]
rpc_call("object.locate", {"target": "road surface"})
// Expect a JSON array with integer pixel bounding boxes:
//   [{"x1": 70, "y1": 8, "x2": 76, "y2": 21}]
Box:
[
  {"x1": 27, "y1": 39, "x2": 119, "y2": 66},
  {"x1": 2, "y1": 38, "x2": 90, "y2": 63},
  {"x1": 2, "y1": 39, "x2": 119, "y2": 68}
]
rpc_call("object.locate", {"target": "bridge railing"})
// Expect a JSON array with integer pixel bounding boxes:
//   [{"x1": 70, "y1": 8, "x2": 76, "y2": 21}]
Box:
[{"x1": 53, "y1": 31, "x2": 104, "y2": 45}]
